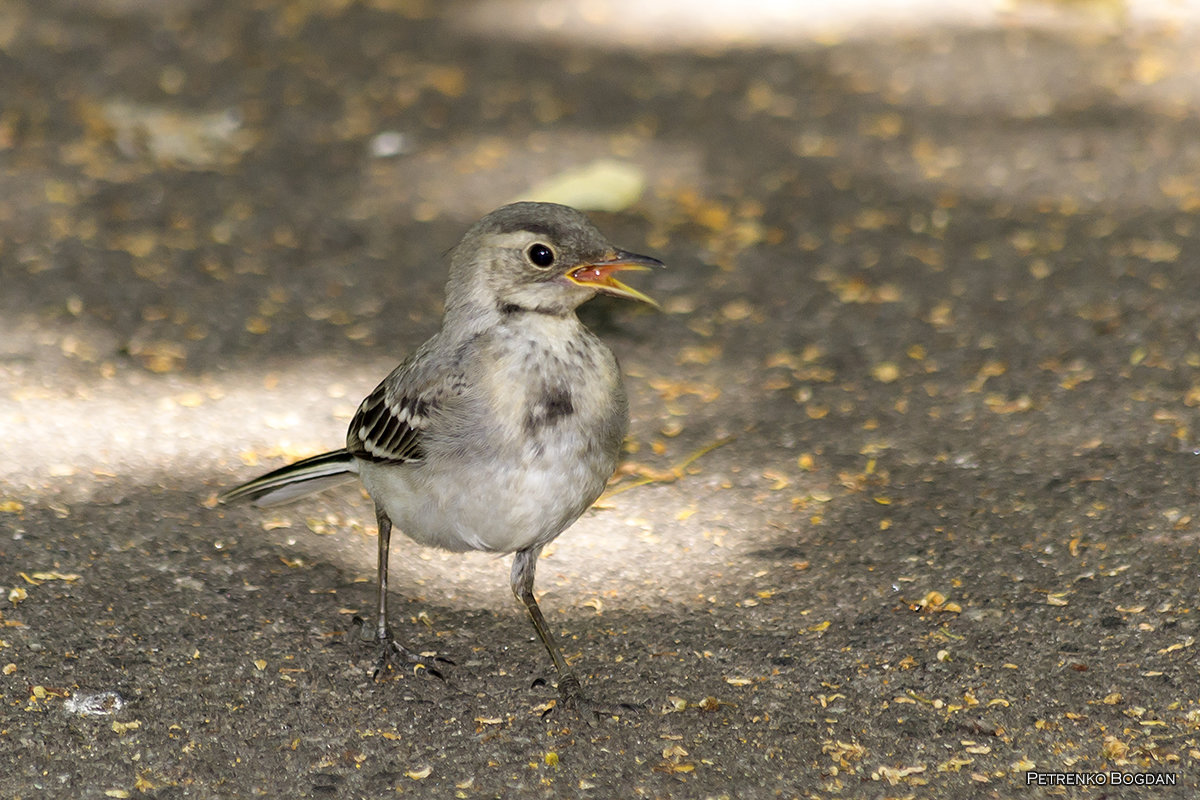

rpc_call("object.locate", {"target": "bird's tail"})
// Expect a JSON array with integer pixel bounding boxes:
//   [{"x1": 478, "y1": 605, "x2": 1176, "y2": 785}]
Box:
[{"x1": 218, "y1": 449, "x2": 358, "y2": 507}]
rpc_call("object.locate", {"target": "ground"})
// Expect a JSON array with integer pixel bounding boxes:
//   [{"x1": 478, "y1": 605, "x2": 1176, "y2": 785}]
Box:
[{"x1": 2, "y1": 1, "x2": 1200, "y2": 797}]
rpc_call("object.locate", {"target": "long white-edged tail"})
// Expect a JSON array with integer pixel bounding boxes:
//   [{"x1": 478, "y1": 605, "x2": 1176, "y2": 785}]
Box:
[{"x1": 218, "y1": 449, "x2": 359, "y2": 507}]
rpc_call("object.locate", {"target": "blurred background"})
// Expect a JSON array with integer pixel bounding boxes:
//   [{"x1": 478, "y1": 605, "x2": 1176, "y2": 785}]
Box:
[{"x1": 3, "y1": 1, "x2": 1200, "y2": 796}]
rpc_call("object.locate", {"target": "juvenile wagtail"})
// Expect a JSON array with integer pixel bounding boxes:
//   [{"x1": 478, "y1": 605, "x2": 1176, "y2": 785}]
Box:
[{"x1": 219, "y1": 202, "x2": 662, "y2": 718}]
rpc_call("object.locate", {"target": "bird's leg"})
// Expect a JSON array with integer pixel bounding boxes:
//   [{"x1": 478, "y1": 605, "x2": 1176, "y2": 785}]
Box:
[
  {"x1": 511, "y1": 547, "x2": 600, "y2": 725},
  {"x1": 356, "y1": 506, "x2": 447, "y2": 680}
]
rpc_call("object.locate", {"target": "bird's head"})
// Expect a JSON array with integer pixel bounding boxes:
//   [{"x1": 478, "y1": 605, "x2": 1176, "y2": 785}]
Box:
[{"x1": 446, "y1": 202, "x2": 663, "y2": 319}]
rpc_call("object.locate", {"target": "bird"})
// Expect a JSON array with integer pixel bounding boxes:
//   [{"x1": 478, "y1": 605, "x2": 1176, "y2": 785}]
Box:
[{"x1": 218, "y1": 201, "x2": 663, "y2": 720}]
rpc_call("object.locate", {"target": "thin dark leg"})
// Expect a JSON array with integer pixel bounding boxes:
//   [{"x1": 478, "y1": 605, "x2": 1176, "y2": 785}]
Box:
[
  {"x1": 511, "y1": 547, "x2": 596, "y2": 724},
  {"x1": 356, "y1": 505, "x2": 446, "y2": 680},
  {"x1": 374, "y1": 505, "x2": 392, "y2": 643}
]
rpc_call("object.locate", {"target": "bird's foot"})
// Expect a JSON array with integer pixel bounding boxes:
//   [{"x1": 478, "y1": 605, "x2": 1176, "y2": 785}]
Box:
[
  {"x1": 352, "y1": 616, "x2": 453, "y2": 681},
  {"x1": 540, "y1": 674, "x2": 641, "y2": 727}
]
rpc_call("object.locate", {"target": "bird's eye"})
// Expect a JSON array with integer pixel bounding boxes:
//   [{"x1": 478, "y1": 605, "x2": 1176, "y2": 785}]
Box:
[{"x1": 526, "y1": 243, "x2": 555, "y2": 268}]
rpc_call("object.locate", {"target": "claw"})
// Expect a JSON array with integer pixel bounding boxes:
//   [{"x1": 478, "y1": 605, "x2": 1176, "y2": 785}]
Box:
[
  {"x1": 537, "y1": 674, "x2": 636, "y2": 727},
  {"x1": 557, "y1": 676, "x2": 600, "y2": 727},
  {"x1": 352, "y1": 616, "x2": 449, "y2": 681}
]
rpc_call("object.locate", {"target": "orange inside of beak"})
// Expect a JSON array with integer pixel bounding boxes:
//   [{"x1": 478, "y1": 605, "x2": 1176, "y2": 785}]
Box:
[{"x1": 567, "y1": 261, "x2": 659, "y2": 307}]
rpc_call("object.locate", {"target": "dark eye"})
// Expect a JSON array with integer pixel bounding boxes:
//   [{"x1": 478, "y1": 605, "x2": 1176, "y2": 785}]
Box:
[{"x1": 526, "y1": 243, "x2": 555, "y2": 268}]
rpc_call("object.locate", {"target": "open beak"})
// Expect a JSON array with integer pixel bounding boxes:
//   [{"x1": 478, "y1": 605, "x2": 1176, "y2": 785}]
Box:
[{"x1": 567, "y1": 250, "x2": 664, "y2": 308}]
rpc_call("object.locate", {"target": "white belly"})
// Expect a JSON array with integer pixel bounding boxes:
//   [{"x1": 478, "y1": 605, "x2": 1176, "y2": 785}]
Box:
[
  {"x1": 355, "y1": 313, "x2": 626, "y2": 553},
  {"x1": 358, "y1": 434, "x2": 613, "y2": 553}
]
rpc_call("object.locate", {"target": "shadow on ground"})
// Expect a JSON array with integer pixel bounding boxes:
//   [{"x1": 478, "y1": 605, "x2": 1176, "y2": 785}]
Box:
[{"x1": 3, "y1": 0, "x2": 1200, "y2": 796}]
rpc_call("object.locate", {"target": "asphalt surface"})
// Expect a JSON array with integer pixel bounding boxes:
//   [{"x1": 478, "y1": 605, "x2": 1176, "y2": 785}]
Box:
[{"x1": 3, "y1": 1, "x2": 1200, "y2": 798}]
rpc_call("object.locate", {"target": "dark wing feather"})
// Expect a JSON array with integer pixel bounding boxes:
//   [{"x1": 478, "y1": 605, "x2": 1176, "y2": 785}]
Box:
[
  {"x1": 347, "y1": 330, "x2": 480, "y2": 464},
  {"x1": 346, "y1": 381, "x2": 431, "y2": 464}
]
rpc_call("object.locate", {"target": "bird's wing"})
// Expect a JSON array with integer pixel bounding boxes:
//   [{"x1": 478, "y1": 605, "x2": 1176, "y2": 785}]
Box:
[
  {"x1": 346, "y1": 375, "x2": 435, "y2": 464},
  {"x1": 346, "y1": 332, "x2": 479, "y2": 464}
]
